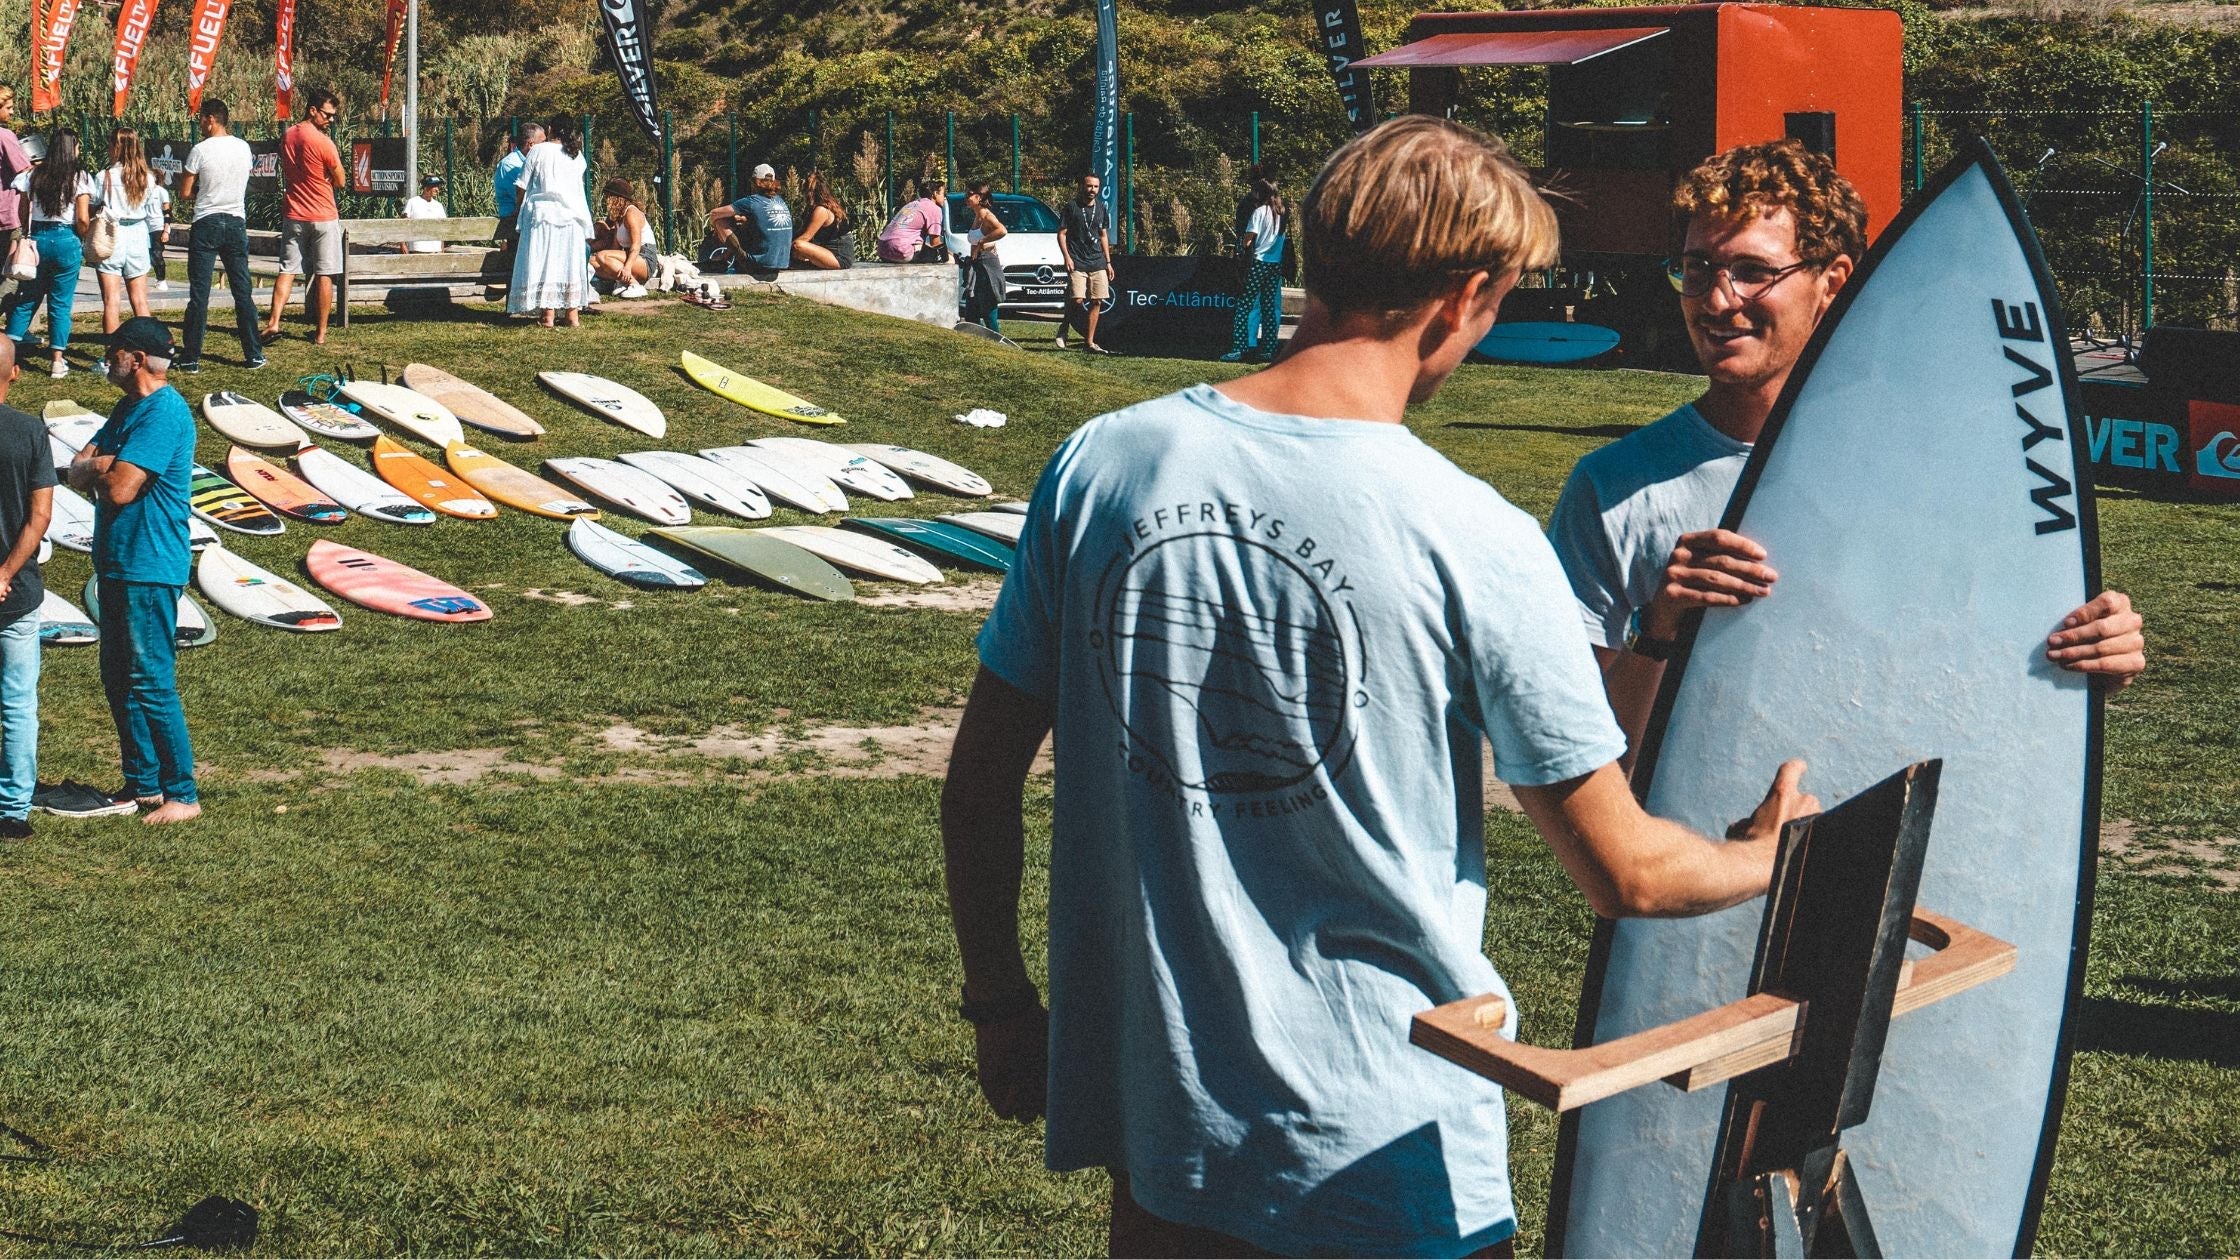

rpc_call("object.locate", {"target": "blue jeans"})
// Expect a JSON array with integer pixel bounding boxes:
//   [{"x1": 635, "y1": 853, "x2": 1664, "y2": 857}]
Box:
[
  {"x1": 0, "y1": 613, "x2": 39, "y2": 819},
  {"x1": 182, "y1": 213, "x2": 261, "y2": 366},
  {"x1": 96, "y1": 578, "x2": 196, "y2": 803},
  {"x1": 4, "y1": 222, "x2": 84, "y2": 351}
]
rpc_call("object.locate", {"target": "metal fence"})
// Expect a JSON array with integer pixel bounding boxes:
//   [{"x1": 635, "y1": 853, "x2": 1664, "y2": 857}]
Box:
[{"x1": 52, "y1": 101, "x2": 2239, "y2": 336}]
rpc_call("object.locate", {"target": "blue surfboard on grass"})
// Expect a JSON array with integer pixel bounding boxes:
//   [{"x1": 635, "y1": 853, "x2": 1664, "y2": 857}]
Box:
[
  {"x1": 842, "y1": 517, "x2": 1015, "y2": 573},
  {"x1": 1548, "y1": 139, "x2": 2098, "y2": 1257},
  {"x1": 1472, "y1": 320, "x2": 1620, "y2": 364}
]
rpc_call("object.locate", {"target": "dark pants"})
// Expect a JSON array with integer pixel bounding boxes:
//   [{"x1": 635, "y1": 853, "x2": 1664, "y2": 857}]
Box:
[
  {"x1": 1106, "y1": 1173, "x2": 1518, "y2": 1259},
  {"x1": 182, "y1": 213, "x2": 261, "y2": 366},
  {"x1": 96, "y1": 577, "x2": 196, "y2": 804}
]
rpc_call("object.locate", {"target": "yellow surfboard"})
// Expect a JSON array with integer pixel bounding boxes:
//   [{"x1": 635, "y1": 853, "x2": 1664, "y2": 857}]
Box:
[
  {"x1": 679, "y1": 350, "x2": 845, "y2": 426},
  {"x1": 443, "y1": 442, "x2": 598, "y2": 520}
]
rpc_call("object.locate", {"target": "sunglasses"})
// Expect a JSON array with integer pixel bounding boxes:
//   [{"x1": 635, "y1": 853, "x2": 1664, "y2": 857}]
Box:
[{"x1": 1665, "y1": 254, "x2": 1818, "y2": 300}]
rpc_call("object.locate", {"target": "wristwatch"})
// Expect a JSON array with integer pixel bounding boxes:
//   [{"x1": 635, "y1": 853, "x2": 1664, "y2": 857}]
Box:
[
  {"x1": 958, "y1": 984, "x2": 1045, "y2": 1026},
  {"x1": 1626, "y1": 626, "x2": 1681, "y2": 662}
]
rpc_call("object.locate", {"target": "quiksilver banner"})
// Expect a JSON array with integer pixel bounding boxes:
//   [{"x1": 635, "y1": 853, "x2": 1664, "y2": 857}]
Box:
[
  {"x1": 1091, "y1": 0, "x2": 1120, "y2": 228},
  {"x1": 184, "y1": 0, "x2": 231, "y2": 114},
  {"x1": 599, "y1": 0, "x2": 664, "y2": 145},
  {"x1": 110, "y1": 0, "x2": 158, "y2": 117},
  {"x1": 273, "y1": 0, "x2": 297, "y2": 119},
  {"x1": 1318, "y1": 0, "x2": 1376, "y2": 133},
  {"x1": 34, "y1": 0, "x2": 83, "y2": 114}
]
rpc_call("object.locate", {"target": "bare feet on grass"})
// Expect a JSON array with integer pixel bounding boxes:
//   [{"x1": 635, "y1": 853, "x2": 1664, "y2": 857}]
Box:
[{"x1": 143, "y1": 800, "x2": 202, "y2": 825}]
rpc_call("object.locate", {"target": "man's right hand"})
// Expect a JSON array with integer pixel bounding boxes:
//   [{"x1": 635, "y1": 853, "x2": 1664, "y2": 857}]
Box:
[
  {"x1": 1642, "y1": 528, "x2": 1778, "y2": 640},
  {"x1": 974, "y1": 1007, "x2": 1048, "y2": 1121},
  {"x1": 1726, "y1": 758, "x2": 1820, "y2": 843}
]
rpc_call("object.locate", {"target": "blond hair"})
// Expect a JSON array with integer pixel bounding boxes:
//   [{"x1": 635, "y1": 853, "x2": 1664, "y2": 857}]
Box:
[
  {"x1": 1675, "y1": 139, "x2": 1867, "y2": 267},
  {"x1": 1300, "y1": 115, "x2": 1558, "y2": 316}
]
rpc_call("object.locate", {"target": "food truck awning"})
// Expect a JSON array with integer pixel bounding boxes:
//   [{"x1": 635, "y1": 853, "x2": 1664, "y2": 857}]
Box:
[{"x1": 1355, "y1": 27, "x2": 1669, "y2": 68}]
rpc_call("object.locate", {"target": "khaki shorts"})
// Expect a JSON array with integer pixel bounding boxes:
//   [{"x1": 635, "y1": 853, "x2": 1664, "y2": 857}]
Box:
[
  {"x1": 1069, "y1": 268, "x2": 1111, "y2": 302},
  {"x1": 280, "y1": 217, "x2": 344, "y2": 277}
]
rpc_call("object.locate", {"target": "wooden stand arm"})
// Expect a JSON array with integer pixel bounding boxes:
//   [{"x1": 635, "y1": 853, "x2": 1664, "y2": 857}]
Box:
[{"x1": 1411, "y1": 909, "x2": 2015, "y2": 1113}]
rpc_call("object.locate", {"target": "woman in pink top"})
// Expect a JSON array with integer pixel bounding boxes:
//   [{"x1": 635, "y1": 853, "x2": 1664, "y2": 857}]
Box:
[{"x1": 0, "y1": 87, "x2": 30, "y2": 275}]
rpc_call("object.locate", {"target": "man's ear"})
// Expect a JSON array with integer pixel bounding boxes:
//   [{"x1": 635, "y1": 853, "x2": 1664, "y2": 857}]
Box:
[{"x1": 1818, "y1": 253, "x2": 1855, "y2": 310}]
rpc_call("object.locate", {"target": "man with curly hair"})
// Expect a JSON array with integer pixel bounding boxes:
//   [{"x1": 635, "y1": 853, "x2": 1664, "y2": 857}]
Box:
[{"x1": 1548, "y1": 139, "x2": 2146, "y2": 757}]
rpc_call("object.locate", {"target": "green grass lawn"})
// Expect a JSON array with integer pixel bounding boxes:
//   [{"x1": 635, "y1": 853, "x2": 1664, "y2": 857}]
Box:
[{"x1": 0, "y1": 293, "x2": 2232, "y2": 1256}]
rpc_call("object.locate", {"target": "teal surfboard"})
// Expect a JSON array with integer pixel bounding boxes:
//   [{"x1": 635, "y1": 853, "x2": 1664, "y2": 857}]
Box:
[
  {"x1": 842, "y1": 517, "x2": 1015, "y2": 573},
  {"x1": 82, "y1": 579, "x2": 218, "y2": 649},
  {"x1": 1550, "y1": 141, "x2": 2097, "y2": 1257},
  {"x1": 1472, "y1": 320, "x2": 1619, "y2": 365}
]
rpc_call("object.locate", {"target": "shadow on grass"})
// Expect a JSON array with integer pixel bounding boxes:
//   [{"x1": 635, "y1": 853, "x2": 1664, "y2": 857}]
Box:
[
  {"x1": 1442, "y1": 421, "x2": 1645, "y2": 439},
  {"x1": 2076, "y1": 990, "x2": 2240, "y2": 1067}
]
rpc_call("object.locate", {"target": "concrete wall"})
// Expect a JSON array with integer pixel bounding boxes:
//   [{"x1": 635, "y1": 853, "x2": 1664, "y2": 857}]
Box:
[{"x1": 715, "y1": 263, "x2": 958, "y2": 327}]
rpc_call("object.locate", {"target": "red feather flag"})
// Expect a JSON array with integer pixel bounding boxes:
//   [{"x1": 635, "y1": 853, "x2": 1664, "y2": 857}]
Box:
[
  {"x1": 379, "y1": 0, "x2": 407, "y2": 118},
  {"x1": 184, "y1": 0, "x2": 234, "y2": 114},
  {"x1": 111, "y1": 0, "x2": 160, "y2": 118},
  {"x1": 33, "y1": 0, "x2": 84, "y2": 115},
  {"x1": 273, "y1": 0, "x2": 299, "y2": 119}
]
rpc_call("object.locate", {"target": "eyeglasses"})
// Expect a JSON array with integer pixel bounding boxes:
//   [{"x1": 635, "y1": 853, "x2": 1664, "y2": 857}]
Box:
[{"x1": 1666, "y1": 254, "x2": 1817, "y2": 300}]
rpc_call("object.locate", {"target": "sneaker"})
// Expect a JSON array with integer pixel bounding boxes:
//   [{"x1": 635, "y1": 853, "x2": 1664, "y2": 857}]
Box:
[
  {"x1": 615, "y1": 284, "x2": 648, "y2": 299},
  {"x1": 32, "y1": 780, "x2": 139, "y2": 818},
  {"x1": 49, "y1": 359, "x2": 67, "y2": 379},
  {"x1": 1053, "y1": 333, "x2": 1068, "y2": 351},
  {"x1": 1218, "y1": 350, "x2": 1245, "y2": 363},
  {"x1": 154, "y1": 280, "x2": 171, "y2": 293},
  {"x1": 94, "y1": 357, "x2": 109, "y2": 377},
  {"x1": 246, "y1": 357, "x2": 269, "y2": 370},
  {"x1": 176, "y1": 361, "x2": 203, "y2": 374},
  {"x1": 0, "y1": 815, "x2": 30, "y2": 840}
]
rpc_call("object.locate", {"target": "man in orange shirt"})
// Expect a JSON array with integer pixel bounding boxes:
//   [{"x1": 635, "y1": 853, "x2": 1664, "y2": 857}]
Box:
[{"x1": 266, "y1": 86, "x2": 347, "y2": 345}]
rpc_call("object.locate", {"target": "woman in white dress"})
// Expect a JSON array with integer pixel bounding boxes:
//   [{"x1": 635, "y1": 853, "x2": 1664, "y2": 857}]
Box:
[
  {"x1": 97, "y1": 126, "x2": 168, "y2": 341},
  {"x1": 508, "y1": 114, "x2": 592, "y2": 328}
]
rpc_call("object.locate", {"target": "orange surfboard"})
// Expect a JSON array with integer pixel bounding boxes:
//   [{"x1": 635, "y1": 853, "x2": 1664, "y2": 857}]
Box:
[
  {"x1": 225, "y1": 447, "x2": 347, "y2": 524},
  {"x1": 371, "y1": 436, "x2": 498, "y2": 520}
]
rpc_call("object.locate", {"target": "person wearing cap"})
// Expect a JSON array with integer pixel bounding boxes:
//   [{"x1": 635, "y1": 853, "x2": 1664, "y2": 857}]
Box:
[
  {"x1": 0, "y1": 335, "x2": 54, "y2": 839},
  {"x1": 402, "y1": 173, "x2": 448, "y2": 255},
  {"x1": 708, "y1": 162, "x2": 793, "y2": 275},
  {"x1": 67, "y1": 317, "x2": 200, "y2": 826}
]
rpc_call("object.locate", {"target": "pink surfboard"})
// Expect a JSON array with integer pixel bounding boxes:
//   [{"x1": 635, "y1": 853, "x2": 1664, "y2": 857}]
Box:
[{"x1": 303, "y1": 539, "x2": 492, "y2": 623}]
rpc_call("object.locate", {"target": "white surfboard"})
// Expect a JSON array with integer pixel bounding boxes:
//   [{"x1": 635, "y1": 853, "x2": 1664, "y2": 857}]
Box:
[
  {"x1": 936, "y1": 511, "x2": 1025, "y2": 546},
  {"x1": 616, "y1": 451, "x2": 771, "y2": 520},
  {"x1": 196, "y1": 546, "x2": 343, "y2": 632},
  {"x1": 699, "y1": 446, "x2": 848, "y2": 514},
  {"x1": 202, "y1": 391, "x2": 307, "y2": 449},
  {"x1": 844, "y1": 443, "x2": 994, "y2": 497},
  {"x1": 45, "y1": 485, "x2": 96, "y2": 552},
  {"x1": 756, "y1": 525, "x2": 942, "y2": 585},
  {"x1": 45, "y1": 410, "x2": 102, "y2": 457},
  {"x1": 294, "y1": 444, "x2": 438, "y2": 526},
  {"x1": 543, "y1": 457, "x2": 692, "y2": 525},
  {"x1": 47, "y1": 432, "x2": 76, "y2": 473},
  {"x1": 189, "y1": 516, "x2": 220, "y2": 550},
  {"x1": 750, "y1": 437, "x2": 913, "y2": 501},
  {"x1": 279, "y1": 391, "x2": 382, "y2": 442},
  {"x1": 37, "y1": 590, "x2": 97, "y2": 646},
  {"x1": 989, "y1": 500, "x2": 1027, "y2": 515},
  {"x1": 565, "y1": 518, "x2": 707, "y2": 589},
  {"x1": 537, "y1": 371, "x2": 668, "y2": 438},
  {"x1": 338, "y1": 379, "x2": 466, "y2": 447}
]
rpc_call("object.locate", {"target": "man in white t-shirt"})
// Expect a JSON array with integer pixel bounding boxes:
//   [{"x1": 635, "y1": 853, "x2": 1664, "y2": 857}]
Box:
[
  {"x1": 942, "y1": 116, "x2": 1820, "y2": 1258},
  {"x1": 174, "y1": 98, "x2": 262, "y2": 373},
  {"x1": 1547, "y1": 140, "x2": 2146, "y2": 758},
  {"x1": 401, "y1": 175, "x2": 446, "y2": 253}
]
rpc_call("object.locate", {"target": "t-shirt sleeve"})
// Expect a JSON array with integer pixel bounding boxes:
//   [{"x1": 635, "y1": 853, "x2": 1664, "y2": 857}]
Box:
[
  {"x1": 30, "y1": 445, "x2": 56, "y2": 491},
  {"x1": 975, "y1": 431, "x2": 1090, "y2": 701},
  {"x1": 1247, "y1": 205, "x2": 1275, "y2": 240},
  {"x1": 1546, "y1": 463, "x2": 1633, "y2": 650},
  {"x1": 1467, "y1": 509, "x2": 1628, "y2": 787}
]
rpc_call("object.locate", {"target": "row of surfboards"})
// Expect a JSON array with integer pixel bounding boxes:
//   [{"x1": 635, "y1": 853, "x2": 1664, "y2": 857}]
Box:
[
  {"x1": 177, "y1": 347, "x2": 863, "y2": 457},
  {"x1": 34, "y1": 504, "x2": 1031, "y2": 644}
]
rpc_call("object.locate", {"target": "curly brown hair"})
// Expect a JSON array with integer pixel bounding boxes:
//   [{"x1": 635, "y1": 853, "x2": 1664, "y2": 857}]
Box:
[{"x1": 1674, "y1": 139, "x2": 1867, "y2": 266}]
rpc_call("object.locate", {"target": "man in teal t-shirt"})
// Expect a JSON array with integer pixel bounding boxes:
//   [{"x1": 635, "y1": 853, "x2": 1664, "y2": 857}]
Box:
[
  {"x1": 941, "y1": 118, "x2": 1821, "y2": 1258},
  {"x1": 71, "y1": 317, "x2": 200, "y2": 825}
]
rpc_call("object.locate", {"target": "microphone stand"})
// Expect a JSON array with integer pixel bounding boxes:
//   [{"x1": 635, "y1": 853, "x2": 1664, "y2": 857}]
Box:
[{"x1": 2077, "y1": 148, "x2": 2190, "y2": 363}]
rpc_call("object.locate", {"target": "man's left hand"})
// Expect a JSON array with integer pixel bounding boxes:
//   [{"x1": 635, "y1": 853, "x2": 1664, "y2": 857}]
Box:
[{"x1": 2047, "y1": 590, "x2": 2145, "y2": 691}]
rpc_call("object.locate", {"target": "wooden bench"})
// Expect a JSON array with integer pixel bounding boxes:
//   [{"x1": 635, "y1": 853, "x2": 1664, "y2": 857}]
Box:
[{"x1": 334, "y1": 216, "x2": 508, "y2": 327}]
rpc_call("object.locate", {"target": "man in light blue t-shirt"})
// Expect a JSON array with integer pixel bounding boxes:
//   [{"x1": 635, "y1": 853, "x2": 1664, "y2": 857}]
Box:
[
  {"x1": 942, "y1": 118, "x2": 1821, "y2": 1258},
  {"x1": 1547, "y1": 141, "x2": 2145, "y2": 755}
]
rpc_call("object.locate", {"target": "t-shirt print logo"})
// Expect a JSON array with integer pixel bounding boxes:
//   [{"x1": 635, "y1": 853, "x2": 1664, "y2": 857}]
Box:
[{"x1": 1094, "y1": 532, "x2": 1358, "y2": 795}]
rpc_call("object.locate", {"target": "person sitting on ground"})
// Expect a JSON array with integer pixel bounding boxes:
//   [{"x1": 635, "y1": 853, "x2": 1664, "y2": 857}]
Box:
[
  {"x1": 875, "y1": 177, "x2": 948, "y2": 264},
  {"x1": 708, "y1": 163, "x2": 793, "y2": 276},
  {"x1": 941, "y1": 114, "x2": 1820, "y2": 1259},
  {"x1": 789, "y1": 171, "x2": 853, "y2": 270},
  {"x1": 401, "y1": 174, "x2": 446, "y2": 254},
  {"x1": 1545, "y1": 138, "x2": 2146, "y2": 763},
  {"x1": 591, "y1": 177, "x2": 655, "y2": 298}
]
